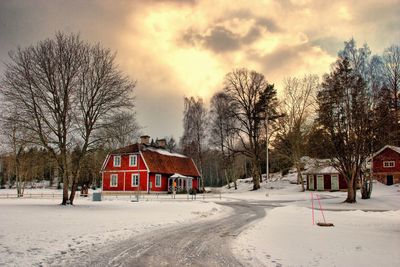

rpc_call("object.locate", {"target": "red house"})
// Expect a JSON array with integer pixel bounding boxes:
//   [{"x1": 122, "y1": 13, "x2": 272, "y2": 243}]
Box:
[
  {"x1": 100, "y1": 136, "x2": 201, "y2": 193},
  {"x1": 304, "y1": 162, "x2": 348, "y2": 191},
  {"x1": 372, "y1": 145, "x2": 400, "y2": 185}
]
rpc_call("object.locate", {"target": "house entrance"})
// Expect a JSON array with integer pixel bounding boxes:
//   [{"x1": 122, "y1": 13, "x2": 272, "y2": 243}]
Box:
[{"x1": 387, "y1": 175, "x2": 394, "y2": 185}]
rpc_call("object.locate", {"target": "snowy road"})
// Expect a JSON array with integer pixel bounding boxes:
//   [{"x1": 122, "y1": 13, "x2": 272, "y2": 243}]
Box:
[{"x1": 64, "y1": 201, "x2": 278, "y2": 267}]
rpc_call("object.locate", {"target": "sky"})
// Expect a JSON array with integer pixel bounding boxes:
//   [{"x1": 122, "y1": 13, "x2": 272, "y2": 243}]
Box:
[{"x1": 0, "y1": 0, "x2": 399, "y2": 140}]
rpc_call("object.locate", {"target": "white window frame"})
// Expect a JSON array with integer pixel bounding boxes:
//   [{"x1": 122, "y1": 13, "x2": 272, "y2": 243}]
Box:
[
  {"x1": 383, "y1": 161, "x2": 395, "y2": 168},
  {"x1": 129, "y1": 155, "x2": 137, "y2": 167},
  {"x1": 132, "y1": 174, "x2": 139, "y2": 187},
  {"x1": 155, "y1": 174, "x2": 162, "y2": 187},
  {"x1": 110, "y1": 174, "x2": 118, "y2": 187},
  {"x1": 113, "y1": 155, "x2": 121, "y2": 167}
]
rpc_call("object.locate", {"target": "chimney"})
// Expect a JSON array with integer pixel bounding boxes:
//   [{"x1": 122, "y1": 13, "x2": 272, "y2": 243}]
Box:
[
  {"x1": 140, "y1": 135, "x2": 150, "y2": 145},
  {"x1": 157, "y1": 139, "x2": 166, "y2": 149}
]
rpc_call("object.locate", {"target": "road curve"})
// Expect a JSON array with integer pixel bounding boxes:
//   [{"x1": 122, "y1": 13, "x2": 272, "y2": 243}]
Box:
[{"x1": 64, "y1": 201, "x2": 278, "y2": 267}]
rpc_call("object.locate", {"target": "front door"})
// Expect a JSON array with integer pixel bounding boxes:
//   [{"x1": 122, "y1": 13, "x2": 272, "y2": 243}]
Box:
[
  {"x1": 331, "y1": 174, "x2": 339, "y2": 191},
  {"x1": 387, "y1": 175, "x2": 394, "y2": 186},
  {"x1": 317, "y1": 175, "x2": 324, "y2": 191},
  {"x1": 308, "y1": 175, "x2": 314, "y2": 190}
]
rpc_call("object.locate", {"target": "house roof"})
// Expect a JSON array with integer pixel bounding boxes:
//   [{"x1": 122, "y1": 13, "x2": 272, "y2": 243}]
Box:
[
  {"x1": 110, "y1": 143, "x2": 141, "y2": 154},
  {"x1": 108, "y1": 143, "x2": 201, "y2": 177},
  {"x1": 141, "y1": 150, "x2": 200, "y2": 177},
  {"x1": 372, "y1": 145, "x2": 400, "y2": 158}
]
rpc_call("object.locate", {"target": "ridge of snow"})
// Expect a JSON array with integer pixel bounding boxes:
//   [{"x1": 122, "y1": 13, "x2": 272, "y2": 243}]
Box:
[{"x1": 144, "y1": 147, "x2": 187, "y2": 158}]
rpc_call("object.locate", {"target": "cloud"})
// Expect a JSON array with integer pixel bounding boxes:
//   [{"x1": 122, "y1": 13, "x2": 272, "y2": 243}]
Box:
[{"x1": 0, "y1": 0, "x2": 398, "y2": 139}]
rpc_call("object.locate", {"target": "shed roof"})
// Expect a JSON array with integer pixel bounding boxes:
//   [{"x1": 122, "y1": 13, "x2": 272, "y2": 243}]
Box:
[{"x1": 303, "y1": 164, "x2": 339, "y2": 174}]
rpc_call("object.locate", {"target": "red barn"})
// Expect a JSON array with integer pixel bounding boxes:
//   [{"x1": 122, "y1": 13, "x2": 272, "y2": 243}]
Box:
[
  {"x1": 372, "y1": 145, "x2": 400, "y2": 185},
  {"x1": 100, "y1": 136, "x2": 201, "y2": 193},
  {"x1": 304, "y1": 163, "x2": 348, "y2": 191}
]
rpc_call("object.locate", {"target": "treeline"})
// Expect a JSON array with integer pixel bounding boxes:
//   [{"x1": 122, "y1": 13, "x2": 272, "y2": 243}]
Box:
[{"x1": 180, "y1": 39, "x2": 399, "y2": 202}]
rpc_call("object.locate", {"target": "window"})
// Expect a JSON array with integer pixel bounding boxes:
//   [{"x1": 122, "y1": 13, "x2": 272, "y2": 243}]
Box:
[
  {"x1": 155, "y1": 174, "x2": 162, "y2": 187},
  {"x1": 113, "y1": 155, "x2": 121, "y2": 167},
  {"x1": 129, "y1": 155, "x2": 137, "y2": 167},
  {"x1": 132, "y1": 174, "x2": 139, "y2": 187},
  {"x1": 110, "y1": 174, "x2": 118, "y2": 187},
  {"x1": 383, "y1": 161, "x2": 395, "y2": 168}
]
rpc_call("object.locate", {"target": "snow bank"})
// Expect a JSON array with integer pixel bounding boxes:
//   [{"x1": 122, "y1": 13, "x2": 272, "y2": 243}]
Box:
[
  {"x1": 0, "y1": 197, "x2": 226, "y2": 266},
  {"x1": 233, "y1": 205, "x2": 400, "y2": 267}
]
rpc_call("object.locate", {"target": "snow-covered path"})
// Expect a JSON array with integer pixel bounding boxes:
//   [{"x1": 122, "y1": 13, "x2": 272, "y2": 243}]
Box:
[{"x1": 54, "y1": 201, "x2": 279, "y2": 267}]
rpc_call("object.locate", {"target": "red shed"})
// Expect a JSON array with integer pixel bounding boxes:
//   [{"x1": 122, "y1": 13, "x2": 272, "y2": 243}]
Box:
[
  {"x1": 100, "y1": 136, "x2": 201, "y2": 193},
  {"x1": 304, "y1": 163, "x2": 347, "y2": 191},
  {"x1": 372, "y1": 145, "x2": 400, "y2": 185}
]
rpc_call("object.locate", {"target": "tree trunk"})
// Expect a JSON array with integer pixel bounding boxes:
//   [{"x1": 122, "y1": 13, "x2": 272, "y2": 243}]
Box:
[
  {"x1": 69, "y1": 180, "x2": 78, "y2": 205},
  {"x1": 361, "y1": 174, "x2": 373, "y2": 199},
  {"x1": 344, "y1": 177, "x2": 356, "y2": 203},
  {"x1": 296, "y1": 164, "x2": 305, "y2": 192},
  {"x1": 252, "y1": 158, "x2": 261, "y2": 190},
  {"x1": 224, "y1": 169, "x2": 231, "y2": 189},
  {"x1": 61, "y1": 167, "x2": 69, "y2": 205}
]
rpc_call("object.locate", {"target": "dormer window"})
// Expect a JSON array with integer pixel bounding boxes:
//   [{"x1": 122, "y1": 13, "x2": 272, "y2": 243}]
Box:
[
  {"x1": 129, "y1": 155, "x2": 137, "y2": 167},
  {"x1": 113, "y1": 155, "x2": 121, "y2": 167},
  {"x1": 383, "y1": 161, "x2": 395, "y2": 168}
]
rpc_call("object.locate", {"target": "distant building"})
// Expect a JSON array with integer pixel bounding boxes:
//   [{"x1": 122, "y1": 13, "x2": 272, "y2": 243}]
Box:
[
  {"x1": 372, "y1": 145, "x2": 400, "y2": 185},
  {"x1": 100, "y1": 136, "x2": 201, "y2": 193},
  {"x1": 303, "y1": 162, "x2": 348, "y2": 191}
]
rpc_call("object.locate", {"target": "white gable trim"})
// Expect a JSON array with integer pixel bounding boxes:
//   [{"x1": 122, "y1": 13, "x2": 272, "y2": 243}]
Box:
[
  {"x1": 191, "y1": 158, "x2": 201, "y2": 177},
  {"x1": 372, "y1": 145, "x2": 400, "y2": 159},
  {"x1": 100, "y1": 154, "x2": 111, "y2": 172}
]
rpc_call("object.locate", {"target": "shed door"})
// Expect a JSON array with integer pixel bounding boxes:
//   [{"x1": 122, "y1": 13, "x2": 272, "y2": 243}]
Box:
[
  {"x1": 331, "y1": 174, "x2": 339, "y2": 191},
  {"x1": 308, "y1": 175, "x2": 314, "y2": 190},
  {"x1": 317, "y1": 175, "x2": 324, "y2": 191},
  {"x1": 387, "y1": 175, "x2": 394, "y2": 186}
]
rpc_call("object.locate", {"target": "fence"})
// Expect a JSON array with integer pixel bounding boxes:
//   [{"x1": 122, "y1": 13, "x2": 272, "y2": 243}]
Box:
[
  {"x1": 0, "y1": 192, "x2": 86, "y2": 199},
  {"x1": 0, "y1": 192, "x2": 224, "y2": 201}
]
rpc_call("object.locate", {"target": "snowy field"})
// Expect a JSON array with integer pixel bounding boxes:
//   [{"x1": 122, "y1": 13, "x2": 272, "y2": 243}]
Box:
[
  {"x1": 0, "y1": 196, "x2": 226, "y2": 266},
  {"x1": 224, "y1": 176, "x2": 400, "y2": 267},
  {"x1": 1, "y1": 172, "x2": 399, "y2": 267}
]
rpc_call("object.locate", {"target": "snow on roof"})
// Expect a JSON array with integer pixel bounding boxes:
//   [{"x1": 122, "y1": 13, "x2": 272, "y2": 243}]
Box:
[
  {"x1": 303, "y1": 164, "x2": 339, "y2": 174},
  {"x1": 144, "y1": 147, "x2": 187, "y2": 158}
]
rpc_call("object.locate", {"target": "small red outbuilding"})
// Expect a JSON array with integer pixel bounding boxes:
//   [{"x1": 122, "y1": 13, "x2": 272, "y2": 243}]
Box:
[
  {"x1": 100, "y1": 136, "x2": 201, "y2": 193},
  {"x1": 304, "y1": 163, "x2": 347, "y2": 191},
  {"x1": 372, "y1": 145, "x2": 400, "y2": 185}
]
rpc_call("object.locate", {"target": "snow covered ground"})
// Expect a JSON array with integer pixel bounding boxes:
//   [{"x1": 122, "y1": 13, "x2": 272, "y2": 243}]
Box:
[
  {"x1": 224, "y1": 174, "x2": 400, "y2": 267},
  {"x1": 0, "y1": 196, "x2": 226, "y2": 266},
  {"x1": 1, "y1": 169, "x2": 399, "y2": 267}
]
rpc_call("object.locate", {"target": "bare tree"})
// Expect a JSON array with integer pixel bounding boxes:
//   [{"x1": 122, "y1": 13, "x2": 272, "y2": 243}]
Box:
[
  {"x1": 223, "y1": 68, "x2": 278, "y2": 190},
  {"x1": 276, "y1": 75, "x2": 318, "y2": 191},
  {"x1": 1, "y1": 32, "x2": 135, "y2": 205},
  {"x1": 382, "y1": 45, "x2": 400, "y2": 125},
  {"x1": 209, "y1": 91, "x2": 238, "y2": 189},
  {"x1": 180, "y1": 96, "x2": 207, "y2": 189},
  {"x1": 317, "y1": 58, "x2": 373, "y2": 203},
  {"x1": 99, "y1": 111, "x2": 141, "y2": 150},
  {"x1": 0, "y1": 107, "x2": 31, "y2": 196}
]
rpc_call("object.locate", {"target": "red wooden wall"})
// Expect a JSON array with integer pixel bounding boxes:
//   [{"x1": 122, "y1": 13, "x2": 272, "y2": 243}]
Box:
[{"x1": 373, "y1": 148, "x2": 400, "y2": 173}]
